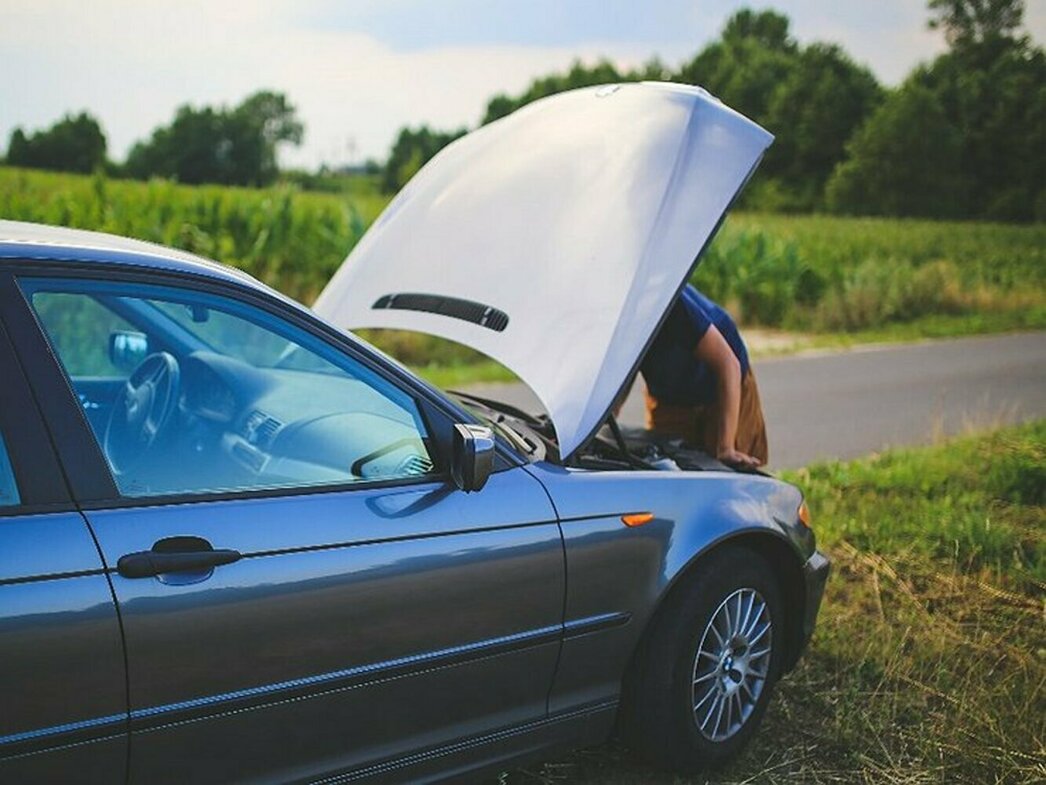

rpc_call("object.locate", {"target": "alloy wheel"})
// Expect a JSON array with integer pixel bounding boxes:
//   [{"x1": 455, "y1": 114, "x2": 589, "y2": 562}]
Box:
[{"x1": 691, "y1": 587, "x2": 773, "y2": 741}]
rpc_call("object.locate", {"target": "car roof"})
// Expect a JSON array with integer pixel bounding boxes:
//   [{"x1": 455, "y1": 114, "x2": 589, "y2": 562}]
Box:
[{"x1": 0, "y1": 220, "x2": 261, "y2": 289}]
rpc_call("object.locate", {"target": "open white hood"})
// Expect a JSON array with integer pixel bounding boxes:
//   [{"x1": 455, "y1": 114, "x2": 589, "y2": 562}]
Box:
[{"x1": 314, "y1": 82, "x2": 773, "y2": 459}]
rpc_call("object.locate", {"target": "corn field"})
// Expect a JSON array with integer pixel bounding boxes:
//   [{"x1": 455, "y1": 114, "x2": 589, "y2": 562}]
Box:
[{"x1": 0, "y1": 167, "x2": 388, "y2": 305}]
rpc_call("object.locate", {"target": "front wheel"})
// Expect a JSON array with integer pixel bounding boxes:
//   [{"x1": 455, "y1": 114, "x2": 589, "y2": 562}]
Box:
[{"x1": 622, "y1": 547, "x2": 785, "y2": 772}]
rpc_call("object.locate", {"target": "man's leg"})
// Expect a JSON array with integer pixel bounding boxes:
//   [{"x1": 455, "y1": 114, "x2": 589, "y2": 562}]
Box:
[
  {"x1": 645, "y1": 376, "x2": 768, "y2": 465},
  {"x1": 644, "y1": 387, "x2": 702, "y2": 445},
  {"x1": 736, "y1": 369, "x2": 769, "y2": 465}
]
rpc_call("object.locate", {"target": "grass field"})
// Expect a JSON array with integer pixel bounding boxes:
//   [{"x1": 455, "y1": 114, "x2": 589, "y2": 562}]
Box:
[
  {"x1": 496, "y1": 421, "x2": 1045, "y2": 784},
  {"x1": 2, "y1": 166, "x2": 1043, "y2": 385}
]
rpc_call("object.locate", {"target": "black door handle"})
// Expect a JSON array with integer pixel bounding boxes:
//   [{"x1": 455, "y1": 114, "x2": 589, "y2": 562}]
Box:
[{"x1": 117, "y1": 540, "x2": 242, "y2": 579}]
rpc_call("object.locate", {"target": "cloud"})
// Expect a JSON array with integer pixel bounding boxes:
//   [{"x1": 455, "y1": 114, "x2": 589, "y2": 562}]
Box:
[{"x1": 0, "y1": 1, "x2": 664, "y2": 167}]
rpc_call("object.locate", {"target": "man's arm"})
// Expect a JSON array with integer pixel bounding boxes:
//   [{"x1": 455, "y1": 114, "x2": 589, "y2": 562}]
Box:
[{"x1": 694, "y1": 325, "x2": 762, "y2": 468}]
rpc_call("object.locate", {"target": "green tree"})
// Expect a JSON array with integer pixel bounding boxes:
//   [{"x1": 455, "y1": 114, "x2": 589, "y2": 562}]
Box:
[
  {"x1": 761, "y1": 44, "x2": 882, "y2": 209},
  {"x1": 928, "y1": 0, "x2": 1024, "y2": 49},
  {"x1": 381, "y1": 126, "x2": 466, "y2": 193},
  {"x1": 6, "y1": 129, "x2": 28, "y2": 165},
  {"x1": 914, "y1": 48, "x2": 1045, "y2": 221},
  {"x1": 721, "y1": 7, "x2": 793, "y2": 49},
  {"x1": 125, "y1": 91, "x2": 303, "y2": 186},
  {"x1": 826, "y1": 83, "x2": 969, "y2": 218},
  {"x1": 126, "y1": 106, "x2": 225, "y2": 183},
  {"x1": 915, "y1": 0, "x2": 1044, "y2": 220},
  {"x1": 676, "y1": 10, "x2": 797, "y2": 123},
  {"x1": 826, "y1": 0, "x2": 1042, "y2": 221},
  {"x1": 6, "y1": 112, "x2": 107, "y2": 173},
  {"x1": 227, "y1": 91, "x2": 304, "y2": 186},
  {"x1": 677, "y1": 10, "x2": 881, "y2": 211}
]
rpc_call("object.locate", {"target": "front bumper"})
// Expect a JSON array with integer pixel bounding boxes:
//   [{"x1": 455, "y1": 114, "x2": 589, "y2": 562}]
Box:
[{"x1": 799, "y1": 549, "x2": 830, "y2": 651}]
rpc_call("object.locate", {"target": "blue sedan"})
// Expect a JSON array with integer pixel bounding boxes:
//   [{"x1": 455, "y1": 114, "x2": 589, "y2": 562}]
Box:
[{"x1": 0, "y1": 83, "x2": 828, "y2": 784}]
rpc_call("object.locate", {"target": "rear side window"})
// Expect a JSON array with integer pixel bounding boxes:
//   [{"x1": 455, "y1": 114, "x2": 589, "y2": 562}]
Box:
[{"x1": 0, "y1": 431, "x2": 19, "y2": 508}]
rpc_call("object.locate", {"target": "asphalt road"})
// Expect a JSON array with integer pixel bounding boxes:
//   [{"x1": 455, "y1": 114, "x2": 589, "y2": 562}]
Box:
[{"x1": 466, "y1": 331, "x2": 1046, "y2": 469}]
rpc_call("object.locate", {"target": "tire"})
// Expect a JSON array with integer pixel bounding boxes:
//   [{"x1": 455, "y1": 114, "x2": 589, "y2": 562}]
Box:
[{"x1": 621, "y1": 547, "x2": 785, "y2": 772}]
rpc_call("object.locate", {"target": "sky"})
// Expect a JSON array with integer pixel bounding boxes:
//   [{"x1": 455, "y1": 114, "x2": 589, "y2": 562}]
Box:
[{"x1": 2, "y1": 1, "x2": 1044, "y2": 170}]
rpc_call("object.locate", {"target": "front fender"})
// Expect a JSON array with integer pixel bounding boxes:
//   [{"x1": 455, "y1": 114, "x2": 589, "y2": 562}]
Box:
[{"x1": 524, "y1": 463, "x2": 811, "y2": 714}]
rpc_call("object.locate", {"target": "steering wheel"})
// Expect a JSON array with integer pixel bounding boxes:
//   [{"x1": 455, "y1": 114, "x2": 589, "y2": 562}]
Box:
[{"x1": 104, "y1": 352, "x2": 181, "y2": 474}]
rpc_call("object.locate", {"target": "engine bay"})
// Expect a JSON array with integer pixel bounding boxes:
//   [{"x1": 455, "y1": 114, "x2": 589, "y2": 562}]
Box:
[{"x1": 450, "y1": 392, "x2": 737, "y2": 473}]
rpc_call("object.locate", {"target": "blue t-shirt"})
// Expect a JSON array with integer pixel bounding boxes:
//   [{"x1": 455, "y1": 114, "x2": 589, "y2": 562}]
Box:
[{"x1": 640, "y1": 285, "x2": 750, "y2": 406}]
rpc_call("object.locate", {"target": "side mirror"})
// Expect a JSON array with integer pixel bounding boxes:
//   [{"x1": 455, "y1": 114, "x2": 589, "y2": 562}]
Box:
[
  {"x1": 109, "y1": 331, "x2": 149, "y2": 371},
  {"x1": 451, "y1": 424, "x2": 495, "y2": 492}
]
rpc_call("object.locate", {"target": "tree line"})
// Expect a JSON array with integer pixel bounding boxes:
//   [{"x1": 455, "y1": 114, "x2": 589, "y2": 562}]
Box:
[
  {"x1": 5, "y1": 91, "x2": 302, "y2": 189},
  {"x1": 4, "y1": 0, "x2": 1043, "y2": 222},
  {"x1": 389, "y1": 0, "x2": 1043, "y2": 222}
]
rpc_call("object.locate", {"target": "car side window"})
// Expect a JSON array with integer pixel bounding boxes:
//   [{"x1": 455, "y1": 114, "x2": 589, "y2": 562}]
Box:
[
  {"x1": 20, "y1": 278, "x2": 438, "y2": 499},
  {"x1": 0, "y1": 431, "x2": 19, "y2": 508}
]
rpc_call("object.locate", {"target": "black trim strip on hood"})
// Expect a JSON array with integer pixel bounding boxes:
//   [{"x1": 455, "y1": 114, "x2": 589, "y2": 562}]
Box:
[{"x1": 373, "y1": 293, "x2": 509, "y2": 332}]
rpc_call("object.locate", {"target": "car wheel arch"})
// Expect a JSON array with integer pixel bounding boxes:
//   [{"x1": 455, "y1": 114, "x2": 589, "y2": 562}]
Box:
[{"x1": 627, "y1": 531, "x2": 808, "y2": 690}]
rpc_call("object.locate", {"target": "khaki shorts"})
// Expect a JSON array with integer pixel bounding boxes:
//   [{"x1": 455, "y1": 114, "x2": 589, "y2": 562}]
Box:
[{"x1": 644, "y1": 368, "x2": 769, "y2": 465}]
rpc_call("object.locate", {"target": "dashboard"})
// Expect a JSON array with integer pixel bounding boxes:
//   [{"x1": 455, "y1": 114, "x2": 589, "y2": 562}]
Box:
[{"x1": 171, "y1": 351, "x2": 436, "y2": 493}]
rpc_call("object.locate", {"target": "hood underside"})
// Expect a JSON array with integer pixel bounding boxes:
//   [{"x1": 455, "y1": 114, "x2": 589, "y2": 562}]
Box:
[{"x1": 314, "y1": 82, "x2": 773, "y2": 459}]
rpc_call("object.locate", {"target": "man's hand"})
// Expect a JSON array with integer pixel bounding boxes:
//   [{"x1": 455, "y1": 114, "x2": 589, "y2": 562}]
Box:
[{"x1": 716, "y1": 447, "x2": 763, "y2": 469}]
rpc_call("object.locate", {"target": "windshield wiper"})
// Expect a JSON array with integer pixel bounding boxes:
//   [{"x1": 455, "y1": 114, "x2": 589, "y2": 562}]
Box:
[
  {"x1": 454, "y1": 395, "x2": 538, "y2": 456},
  {"x1": 490, "y1": 414, "x2": 537, "y2": 455}
]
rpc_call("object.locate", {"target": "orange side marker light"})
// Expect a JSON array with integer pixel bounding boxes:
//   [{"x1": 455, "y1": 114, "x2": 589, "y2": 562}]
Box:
[
  {"x1": 797, "y1": 500, "x2": 812, "y2": 528},
  {"x1": 621, "y1": 512, "x2": 654, "y2": 527}
]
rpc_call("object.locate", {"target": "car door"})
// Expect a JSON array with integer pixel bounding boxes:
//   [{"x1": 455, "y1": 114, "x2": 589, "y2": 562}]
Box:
[
  {"x1": 6, "y1": 267, "x2": 564, "y2": 784},
  {"x1": 0, "y1": 294, "x2": 127, "y2": 784}
]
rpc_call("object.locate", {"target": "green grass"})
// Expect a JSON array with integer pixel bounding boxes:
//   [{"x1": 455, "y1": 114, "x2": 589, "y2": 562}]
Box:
[
  {"x1": 2, "y1": 167, "x2": 1043, "y2": 385},
  {"x1": 500, "y1": 422, "x2": 1046, "y2": 784},
  {"x1": 411, "y1": 359, "x2": 517, "y2": 389}
]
